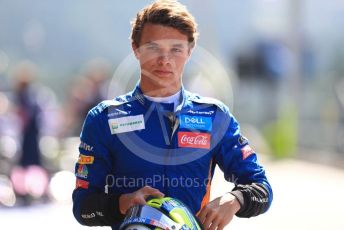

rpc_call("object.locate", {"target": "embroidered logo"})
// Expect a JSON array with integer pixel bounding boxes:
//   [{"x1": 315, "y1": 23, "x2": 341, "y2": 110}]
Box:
[
  {"x1": 76, "y1": 179, "x2": 89, "y2": 189},
  {"x1": 108, "y1": 115, "x2": 145, "y2": 134},
  {"x1": 178, "y1": 132, "x2": 211, "y2": 149},
  {"x1": 76, "y1": 164, "x2": 88, "y2": 179},
  {"x1": 180, "y1": 115, "x2": 212, "y2": 131},
  {"x1": 79, "y1": 142, "x2": 94, "y2": 152},
  {"x1": 238, "y1": 135, "x2": 249, "y2": 146},
  {"x1": 77, "y1": 154, "x2": 94, "y2": 164}
]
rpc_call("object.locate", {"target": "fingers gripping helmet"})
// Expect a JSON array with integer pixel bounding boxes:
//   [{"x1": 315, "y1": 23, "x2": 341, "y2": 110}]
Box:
[{"x1": 119, "y1": 197, "x2": 203, "y2": 230}]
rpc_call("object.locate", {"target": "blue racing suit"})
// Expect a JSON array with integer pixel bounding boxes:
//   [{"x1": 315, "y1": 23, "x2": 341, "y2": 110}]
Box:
[{"x1": 72, "y1": 84, "x2": 273, "y2": 229}]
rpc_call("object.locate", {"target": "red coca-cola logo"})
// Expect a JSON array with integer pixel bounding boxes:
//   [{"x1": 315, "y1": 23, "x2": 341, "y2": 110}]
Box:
[
  {"x1": 181, "y1": 134, "x2": 208, "y2": 145},
  {"x1": 178, "y1": 132, "x2": 211, "y2": 149}
]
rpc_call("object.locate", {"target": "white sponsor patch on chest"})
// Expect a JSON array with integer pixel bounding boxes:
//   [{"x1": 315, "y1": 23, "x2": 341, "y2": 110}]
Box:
[{"x1": 108, "y1": 114, "x2": 145, "y2": 134}]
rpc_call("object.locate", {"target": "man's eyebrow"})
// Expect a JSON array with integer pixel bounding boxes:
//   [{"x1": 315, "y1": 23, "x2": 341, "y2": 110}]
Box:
[
  {"x1": 145, "y1": 41, "x2": 159, "y2": 46},
  {"x1": 172, "y1": 43, "x2": 186, "y2": 48},
  {"x1": 144, "y1": 41, "x2": 187, "y2": 48}
]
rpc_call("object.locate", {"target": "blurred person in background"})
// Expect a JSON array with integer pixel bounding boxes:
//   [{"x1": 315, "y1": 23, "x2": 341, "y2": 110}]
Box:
[
  {"x1": 63, "y1": 58, "x2": 110, "y2": 137},
  {"x1": 0, "y1": 91, "x2": 17, "y2": 174},
  {"x1": 10, "y1": 61, "x2": 49, "y2": 205},
  {"x1": 72, "y1": 1, "x2": 272, "y2": 230}
]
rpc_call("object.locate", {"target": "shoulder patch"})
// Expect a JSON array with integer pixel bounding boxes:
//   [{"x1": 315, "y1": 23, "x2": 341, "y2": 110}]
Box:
[
  {"x1": 100, "y1": 99, "x2": 127, "y2": 107},
  {"x1": 187, "y1": 93, "x2": 228, "y2": 113},
  {"x1": 91, "y1": 97, "x2": 131, "y2": 115}
]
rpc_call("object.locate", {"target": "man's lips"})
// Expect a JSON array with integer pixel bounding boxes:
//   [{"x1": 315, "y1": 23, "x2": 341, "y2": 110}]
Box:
[{"x1": 153, "y1": 70, "x2": 173, "y2": 75}]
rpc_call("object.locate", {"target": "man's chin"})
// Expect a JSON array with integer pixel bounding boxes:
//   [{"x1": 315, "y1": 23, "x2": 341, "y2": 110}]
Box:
[
  {"x1": 146, "y1": 75, "x2": 178, "y2": 87},
  {"x1": 157, "y1": 79, "x2": 180, "y2": 88}
]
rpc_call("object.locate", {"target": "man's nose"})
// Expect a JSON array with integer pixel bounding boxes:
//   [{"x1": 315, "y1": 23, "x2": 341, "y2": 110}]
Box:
[{"x1": 157, "y1": 52, "x2": 171, "y2": 65}]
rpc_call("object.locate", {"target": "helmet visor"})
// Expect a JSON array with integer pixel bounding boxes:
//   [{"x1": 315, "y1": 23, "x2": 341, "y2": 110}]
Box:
[{"x1": 120, "y1": 205, "x2": 182, "y2": 230}]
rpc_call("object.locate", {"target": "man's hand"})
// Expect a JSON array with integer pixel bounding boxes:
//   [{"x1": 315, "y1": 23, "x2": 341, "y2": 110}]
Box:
[
  {"x1": 197, "y1": 193, "x2": 241, "y2": 230},
  {"x1": 119, "y1": 186, "x2": 164, "y2": 215}
]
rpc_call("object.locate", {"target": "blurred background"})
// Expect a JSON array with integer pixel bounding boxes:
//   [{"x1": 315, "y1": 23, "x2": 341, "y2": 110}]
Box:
[{"x1": 0, "y1": 0, "x2": 343, "y2": 229}]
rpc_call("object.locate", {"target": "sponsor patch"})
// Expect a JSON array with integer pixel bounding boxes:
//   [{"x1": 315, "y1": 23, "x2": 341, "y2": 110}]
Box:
[
  {"x1": 186, "y1": 110, "x2": 214, "y2": 115},
  {"x1": 81, "y1": 213, "x2": 95, "y2": 219},
  {"x1": 238, "y1": 135, "x2": 249, "y2": 146},
  {"x1": 180, "y1": 115, "x2": 212, "y2": 131},
  {"x1": 241, "y1": 145, "x2": 254, "y2": 160},
  {"x1": 79, "y1": 142, "x2": 93, "y2": 152},
  {"x1": 107, "y1": 110, "x2": 131, "y2": 117},
  {"x1": 76, "y1": 164, "x2": 88, "y2": 179},
  {"x1": 76, "y1": 179, "x2": 89, "y2": 189},
  {"x1": 81, "y1": 211, "x2": 104, "y2": 219},
  {"x1": 178, "y1": 132, "x2": 211, "y2": 149},
  {"x1": 108, "y1": 114, "x2": 145, "y2": 134},
  {"x1": 77, "y1": 154, "x2": 94, "y2": 164}
]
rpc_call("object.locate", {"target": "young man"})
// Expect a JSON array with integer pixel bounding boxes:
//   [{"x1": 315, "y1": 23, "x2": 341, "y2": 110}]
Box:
[{"x1": 72, "y1": 1, "x2": 273, "y2": 230}]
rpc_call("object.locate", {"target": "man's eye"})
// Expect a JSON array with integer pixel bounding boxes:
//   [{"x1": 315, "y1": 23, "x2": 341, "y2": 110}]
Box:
[
  {"x1": 172, "y1": 48, "x2": 182, "y2": 53},
  {"x1": 147, "y1": 46, "x2": 159, "y2": 51}
]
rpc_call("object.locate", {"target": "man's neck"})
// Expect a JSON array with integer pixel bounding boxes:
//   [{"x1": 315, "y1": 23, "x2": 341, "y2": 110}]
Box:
[
  {"x1": 139, "y1": 80, "x2": 181, "y2": 97},
  {"x1": 144, "y1": 90, "x2": 181, "y2": 104}
]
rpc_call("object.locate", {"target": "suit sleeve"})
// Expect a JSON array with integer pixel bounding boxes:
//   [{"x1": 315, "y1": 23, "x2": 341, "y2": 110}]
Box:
[
  {"x1": 214, "y1": 111, "x2": 273, "y2": 218},
  {"x1": 72, "y1": 109, "x2": 125, "y2": 226}
]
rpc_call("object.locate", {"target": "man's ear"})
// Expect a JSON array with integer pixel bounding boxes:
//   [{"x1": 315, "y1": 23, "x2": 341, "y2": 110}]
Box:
[
  {"x1": 132, "y1": 42, "x2": 140, "y2": 59},
  {"x1": 187, "y1": 47, "x2": 193, "y2": 60}
]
